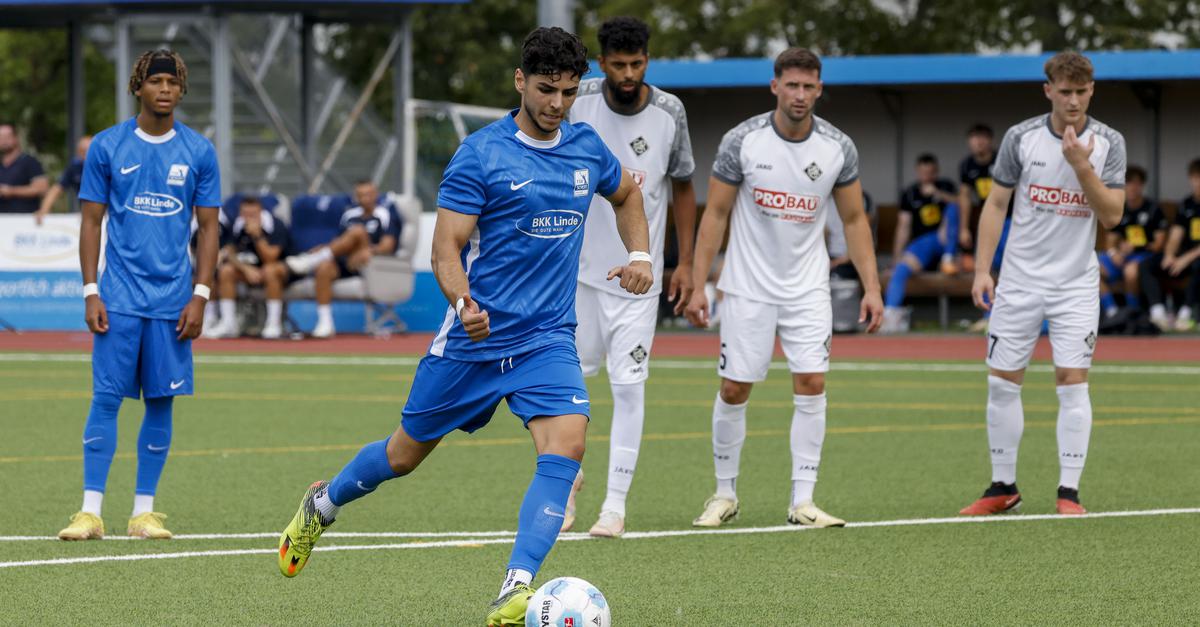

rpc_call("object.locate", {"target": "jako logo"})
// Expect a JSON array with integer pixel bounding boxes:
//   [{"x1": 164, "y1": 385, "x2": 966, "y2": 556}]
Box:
[
  {"x1": 753, "y1": 187, "x2": 819, "y2": 212},
  {"x1": 516, "y1": 209, "x2": 584, "y2": 239},
  {"x1": 126, "y1": 192, "x2": 184, "y2": 217}
]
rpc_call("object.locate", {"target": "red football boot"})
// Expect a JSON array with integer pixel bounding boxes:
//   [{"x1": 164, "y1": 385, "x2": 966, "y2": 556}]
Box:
[
  {"x1": 1056, "y1": 486, "x2": 1087, "y2": 515},
  {"x1": 959, "y1": 481, "x2": 1021, "y2": 515}
]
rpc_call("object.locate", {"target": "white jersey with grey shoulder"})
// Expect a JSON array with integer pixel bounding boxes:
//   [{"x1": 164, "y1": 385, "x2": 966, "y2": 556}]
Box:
[
  {"x1": 570, "y1": 78, "x2": 695, "y2": 299},
  {"x1": 992, "y1": 114, "x2": 1126, "y2": 293},
  {"x1": 712, "y1": 112, "x2": 859, "y2": 304}
]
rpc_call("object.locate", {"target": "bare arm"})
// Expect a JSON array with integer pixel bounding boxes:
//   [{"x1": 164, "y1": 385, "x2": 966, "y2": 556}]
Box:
[
  {"x1": 373, "y1": 234, "x2": 398, "y2": 256},
  {"x1": 252, "y1": 237, "x2": 282, "y2": 265},
  {"x1": 684, "y1": 177, "x2": 737, "y2": 328},
  {"x1": 602, "y1": 170, "x2": 653, "y2": 295},
  {"x1": 957, "y1": 185, "x2": 974, "y2": 246},
  {"x1": 668, "y1": 178, "x2": 698, "y2": 312},
  {"x1": 1148, "y1": 228, "x2": 1166, "y2": 254},
  {"x1": 1, "y1": 175, "x2": 49, "y2": 199},
  {"x1": 431, "y1": 208, "x2": 489, "y2": 341},
  {"x1": 80, "y1": 200, "x2": 108, "y2": 334},
  {"x1": 971, "y1": 183, "x2": 1014, "y2": 310},
  {"x1": 36, "y1": 184, "x2": 64, "y2": 223},
  {"x1": 1062, "y1": 126, "x2": 1124, "y2": 229},
  {"x1": 1163, "y1": 225, "x2": 1183, "y2": 262},
  {"x1": 833, "y1": 181, "x2": 883, "y2": 332}
]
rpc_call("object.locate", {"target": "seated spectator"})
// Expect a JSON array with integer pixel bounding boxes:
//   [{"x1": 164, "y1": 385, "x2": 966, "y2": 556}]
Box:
[
  {"x1": 882, "y1": 154, "x2": 959, "y2": 333},
  {"x1": 1097, "y1": 165, "x2": 1166, "y2": 318},
  {"x1": 1141, "y1": 158, "x2": 1200, "y2": 331},
  {"x1": 35, "y1": 134, "x2": 92, "y2": 224},
  {"x1": 205, "y1": 196, "x2": 291, "y2": 339},
  {"x1": 0, "y1": 123, "x2": 48, "y2": 214},
  {"x1": 285, "y1": 179, "x2": 401, "y2": 338}
]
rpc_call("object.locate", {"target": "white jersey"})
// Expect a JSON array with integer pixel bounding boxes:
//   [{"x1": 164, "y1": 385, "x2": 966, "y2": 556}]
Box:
[
  {"x1": 992, "y1": 114, "x2": 1126, "y2": 293},
  {"x1": 570, "y1": 78, "x2": 695, "y2": 299},
  {"x1": 712, "y1": 112, "x2": 859, "y2": 304}
]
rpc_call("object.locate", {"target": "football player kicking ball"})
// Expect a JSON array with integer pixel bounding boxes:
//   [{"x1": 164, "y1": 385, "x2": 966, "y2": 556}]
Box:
[
  {"x1": 59, "y1": 49, "x2": 221, "y2": 540},
  {"x1": 684, "y1": 48, "x2": 883, "y2": 529},
  {"x1": 276, "y1": 28, "x2": 652, "y2": 626},
  {"x1": 962, "y1": 51, "x2": 1126, "y2": 516}
]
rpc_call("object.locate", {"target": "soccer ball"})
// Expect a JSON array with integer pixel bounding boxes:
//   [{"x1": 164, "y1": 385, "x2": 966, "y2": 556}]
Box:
[{"x1": 525, "y1": 576, "x2": 611, "y2": 627}]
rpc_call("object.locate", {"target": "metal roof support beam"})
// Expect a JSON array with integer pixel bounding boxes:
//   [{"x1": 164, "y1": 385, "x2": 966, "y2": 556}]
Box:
[
  {"x1": 300, "y1": 15, "x2": 314, "y2": 188},
  {"x1": 385, "y1": 8, "x2": 412, "y2": 193},
  {"x1": 211, "y1": 14, "x2": 234, "y2": 197},
  {"x1": 229, "y1": 41, "x2": 316, "y2": 182},
  {"x1": 308, "y1": 30, "x2": 402, "y2": 194}
]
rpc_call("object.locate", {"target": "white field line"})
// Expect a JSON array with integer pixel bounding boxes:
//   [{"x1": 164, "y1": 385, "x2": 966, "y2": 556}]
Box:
[
  {"x1": 2, "y1": 507, "x2": 1197, "y2": 569},
  {"x1": 0, "y1": 352, "x2": 1196, "y2": 375}
]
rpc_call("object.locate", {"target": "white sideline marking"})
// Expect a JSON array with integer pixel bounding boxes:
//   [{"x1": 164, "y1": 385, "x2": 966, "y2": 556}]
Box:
[
  {"x1": 3, "y1": 507, "x2": 1197, "y2": 569},
  {"x1": 0, "y1": 352, "x2": 1197, "y2": 375}
]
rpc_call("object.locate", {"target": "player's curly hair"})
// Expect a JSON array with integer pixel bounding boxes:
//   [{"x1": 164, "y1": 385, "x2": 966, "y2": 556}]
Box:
[
  {"x1": 521, "y1": 27, "x2": 590, "y2": 79},
  {"x1": 128, "y1": 48, "x2": 188, "y2": 95},
  {"x1": 1044, "y1": 51, "x2": 1093, "y2": 84},
  {"x1": 598, "y1": 16, "x2": 650, "y2": 55}
]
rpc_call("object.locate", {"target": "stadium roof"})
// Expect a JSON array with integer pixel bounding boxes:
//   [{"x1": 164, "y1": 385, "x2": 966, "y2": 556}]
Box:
[
  {"x1": 633, "y1": 49, "x2": 1200, "y2": 89},
  {"x1": 0, "y1": 0, "x2": 466, "y2": 25}
]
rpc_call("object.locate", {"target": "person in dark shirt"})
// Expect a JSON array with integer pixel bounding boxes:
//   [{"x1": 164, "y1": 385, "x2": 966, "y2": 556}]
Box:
[
  {"x1": 284, "y1": 179, "x2": 402, "y2": 338},
  {"x1": 205, "y1": 196, "x2": 291, "y2": 339},
  {"x1": 1097, "y1": 166, "x2": 1166, "y2": 317},
  {"x1": 883, "y1": 153, "x2": 959, "y2": 332},
  {"x1": 0, "y1": 123, "x2": 49, "y2": 213},
  {"x1": 1142, "y1": 158, "x2": 1200, "y2": 331},
  {"x1": 35, "y1": 135, "x2": 92, "y2": 224}
]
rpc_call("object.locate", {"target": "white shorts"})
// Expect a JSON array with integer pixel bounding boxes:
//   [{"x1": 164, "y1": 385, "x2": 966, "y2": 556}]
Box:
[
  {"x1": 986, "y1": 283, "x2": 1099, "y2": 371},
  {"x1": 575, "y1": 283, "x2": 658, "y2": 385},
  {"x1": 718, "y1": 291, "x2": 832, "y2": 382}
]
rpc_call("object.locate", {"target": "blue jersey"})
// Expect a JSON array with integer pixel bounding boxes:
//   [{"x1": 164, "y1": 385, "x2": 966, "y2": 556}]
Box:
[
  {"x1": 430, "y1": 110, "x2": 623, "y2": 361},
  {"x1": 79, "y1": 118, "x2": 221, "y2": 320}
]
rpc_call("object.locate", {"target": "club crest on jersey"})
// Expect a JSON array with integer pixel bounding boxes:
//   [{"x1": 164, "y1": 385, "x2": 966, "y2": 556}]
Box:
[
  {"x1": 630, "y1": 136, "x2": 649, "y2": 156},
  {"x1": 573, "y1": 169, "x2": 590, "y2": 197},
  {"x1": 167, "y1": 164, "x2": 189, "y2": 186},
  {"x1": 805, "y1": 161, "x2": 823, "y2": 181},
  {"x1": 630, "y1": 344, "x2": 647, "y2": 364}
]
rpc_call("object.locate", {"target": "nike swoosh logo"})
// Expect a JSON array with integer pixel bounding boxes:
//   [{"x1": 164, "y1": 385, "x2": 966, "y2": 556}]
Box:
[
  {"x1": 571, "y1": 395, "x2": 589, "y2": 405},
  {"x1": 170, "y1": 380, "x2": 185, "y2": 390},
  {"x1": 147, "y1": 444, "x2": 168, "y2": 452},
  {"x1": 82, "y1": 437, "x2": 103, "y2": 445},
  {"x1": 356, "y1": 481, "x2": 374, "y2": 492},
  {"x1": 120, "y1": 164, "x2": 141, "y2": 175},
  {"x1": 510, "y1": 179, "x2": 533, "y2": 190},
  {"x1": 543, "y1": 507, "x2": 565, "y2": 518}
]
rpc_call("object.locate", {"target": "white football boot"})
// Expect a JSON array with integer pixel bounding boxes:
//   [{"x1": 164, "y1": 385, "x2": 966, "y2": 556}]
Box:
[
  {"x1": 786, "y1": 502, "x2": 845, "y2": 528},
  {"x1": 692, "y1": 495, "x2": 739, "y2": 527}
]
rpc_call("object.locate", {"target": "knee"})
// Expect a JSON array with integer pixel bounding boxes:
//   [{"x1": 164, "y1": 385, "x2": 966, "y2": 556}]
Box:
[
  {"x1": 217, "y1": 263, "x2": 237, "y2": 283},
  {"x1": 1124, "y1": 263, "x2": 1140, "y2": 285},
  {"x1": 793, "y1": 373, "x2": 825, "y2": 396},
  {"x1": 385, "y1": 440, "x2": 420, "y2": 477},
  {"x1": 1055, "y1": 368, "x2": 1088, "y2": 386},
  {"x1": 315, "y1": 260, "x2": 339, "y2": 281},
  {"x1": 719, "y1": 379, "x2": 752, "y2": 405}
]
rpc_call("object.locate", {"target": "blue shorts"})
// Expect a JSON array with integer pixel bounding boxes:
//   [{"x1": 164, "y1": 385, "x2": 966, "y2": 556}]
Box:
[
  {"x1": 93, "y1": 311, "x2": 193, "y2": 399},
  {"x1": 905, "y1": 232, "x2": 950, "y2": 271},
  {"x1": 400, "y1": 342, "x2": 590, "y2": 442},
  {"x1": 1099, "y1": 250, "x2": 1154, "y2": 280}
]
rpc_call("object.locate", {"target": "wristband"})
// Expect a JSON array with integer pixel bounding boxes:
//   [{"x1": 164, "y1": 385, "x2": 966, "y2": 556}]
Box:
[
  {"x1": 455, "y1": 297, "x2": 466, "y2": 318},
  {"x1": 628, "y1": 251, "x2": 652, "y2": 265},
  {"x1": 82, "y1": 283, "x2": 99, "y2": 298},
  {"x1": 193, "y1": 284, "x2": 211, "y2": 301}
]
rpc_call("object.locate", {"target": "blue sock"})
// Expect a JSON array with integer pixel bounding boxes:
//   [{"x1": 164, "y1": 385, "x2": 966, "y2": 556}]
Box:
[
  {"x1": 328, "y1": 438, "x2": 399, "y2": 507},
  {"x1": 885, "y1": 264, "x2": 913, "y2": 308},
  {"x1": 1100, "y1": 293, "x2": 1117, "y2": 311},
  {"x1": 1127, "y1": 294, "x2": 1141, "y2": 310},
  {"x1": 135, "y1": 397, "x2": 173, "y2": 496},
  {"x1": 506, "y1": 454, "x2": 581, "y2": 576},
  {"x1": 82, "y1": 393, "x2": 123, "y2": 493}
]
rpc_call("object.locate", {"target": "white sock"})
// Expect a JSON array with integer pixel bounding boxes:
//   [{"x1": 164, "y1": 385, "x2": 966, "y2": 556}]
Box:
[
  {"x1": 1105, "y1": 304, "x2": 1120, "y2": 317},
  {"x1": 219, "y1": 299, "x2": 236, "y2": 323},
  {"x1": 1150, "y1": 304, "x2": 1167, "y2": 319},
  {"x1": 499, "y1": 568, "x2": 532, "y2": 598},
  {"x1": 712, "y1": 392, "x2": 747, "y2": 500},
  {"x1": 317, "y1": 304, "x2": 333, "y2": 325},
  {"x1": 132, "y1": 494, "x2": 154, "y2": 516},
  {"x1": 601, "y1": 382, "x2": 645, "y2": 517},
  {"x1": 266, "y1": 299, "x2": 283, "y2": 327},
  {"x1": 313, "y1": 487, "x2": 340, "y2": 523},
  {"x1": 1180, "y1": 306, "x2": 1194, "y2": 321},
  {"x1": 790, "y1": 393, "x2": 827, "y2": 507},
  {"x1": 1056, "y1": 382, "x2": 1092, "y2": 489},
  {"x1": 204, "y1": 300, "x2": 217, "y2": 323},
  {"x1": 314, "y1": 247, "x2": 334, "y2": 263},
  {"x1": 82, "y1": 490, "x2": 103, "y2": 516},
  {"x1": 987, "y1": 376, "x2": 1024, "y2": 485}
]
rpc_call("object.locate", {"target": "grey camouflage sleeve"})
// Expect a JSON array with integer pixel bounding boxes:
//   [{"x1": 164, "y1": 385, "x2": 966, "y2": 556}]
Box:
[
  {"x1": 668, "y1": 105, "x2": 696, "y2": 181},
  {"x1": 835, "y1": 134, "x2": 859, "y2": 186},
  {"x1": 711, "y1": 126, "x2": 746, "y2": 185},
  {"x1": 991, "y1": 127, "x2": 1023, "y2": 188},
  {"x1": 1099, "y1": 129, "x2": 1127, "y2": 188}
]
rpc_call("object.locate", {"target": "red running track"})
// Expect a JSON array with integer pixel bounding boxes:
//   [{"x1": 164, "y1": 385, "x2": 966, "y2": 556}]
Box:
[{"x1": 0, "y1": 331, "x2": 1195, "y2": 362}]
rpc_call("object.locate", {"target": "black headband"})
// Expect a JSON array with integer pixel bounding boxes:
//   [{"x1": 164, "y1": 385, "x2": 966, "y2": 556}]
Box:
[{"x1": 145, "y1": 56, "x2": 179, "y2": 79}]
